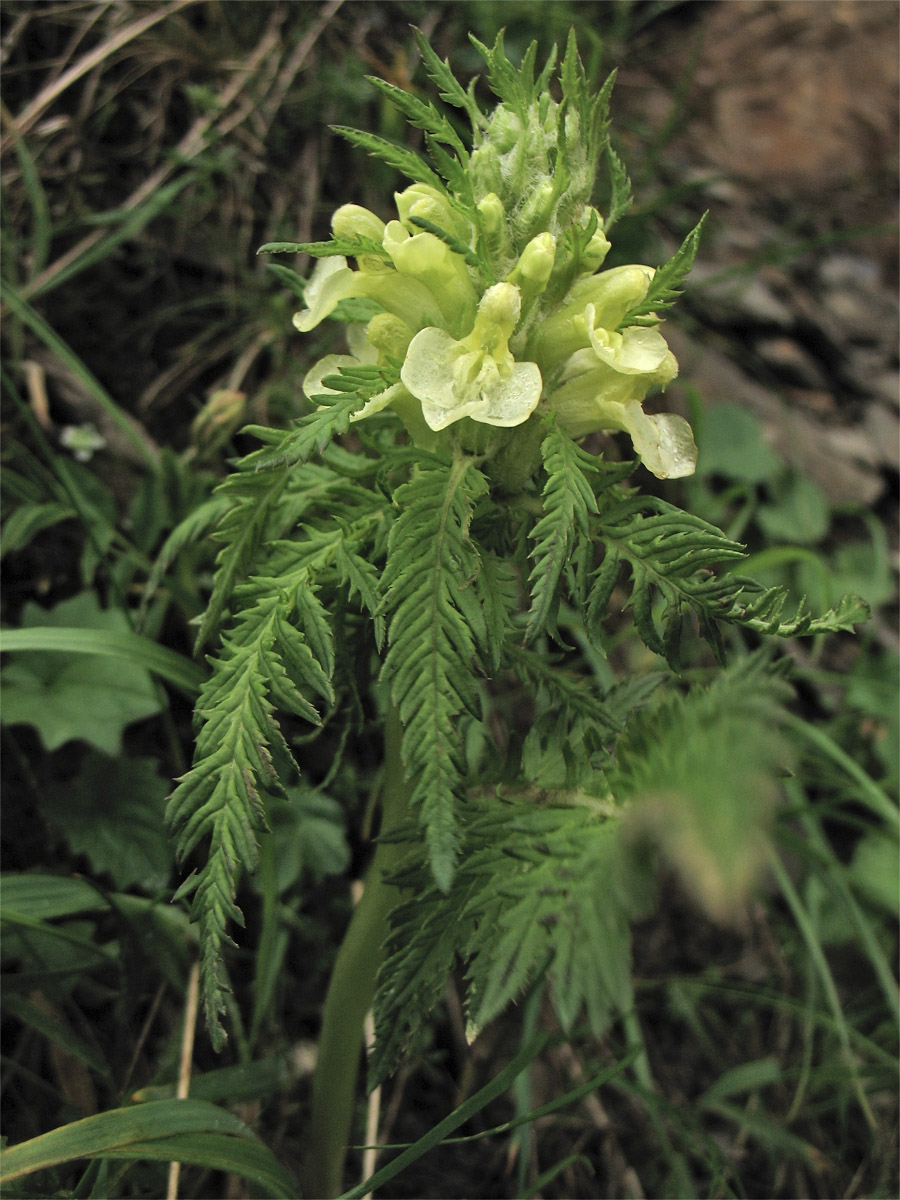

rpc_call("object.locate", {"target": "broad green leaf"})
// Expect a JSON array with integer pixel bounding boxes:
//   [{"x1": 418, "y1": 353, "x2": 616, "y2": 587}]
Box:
[
  {"x1": 757, "y1": 472, "x2": 830, "y2": 545},
  {"x1": 98, "y1": 1132, "x2": 297, "y2": 1197},
  {"x1": 696, "y1": 403, "x2": 782, "y2": 484},
  {"x1": 267, "y1": 787, "x2": 350, "y2": 893},
  {"x1": 41, "y1": 753, "x2": 174, "y2": 892},
  {"x1": 1, "y1": 594, "x2": 164, "y2": 753},
  {"x1": 0, "y1": 873, "x2": 105, "y2": 921},
  {"x1": 1, "y1": 592, "x2": 202, "y2": 752}
]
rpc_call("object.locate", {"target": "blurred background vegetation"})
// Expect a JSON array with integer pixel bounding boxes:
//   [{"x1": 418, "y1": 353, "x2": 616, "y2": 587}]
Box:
[{"x1": 2, "y1": 3, "x2": 897, "y2": 1197}]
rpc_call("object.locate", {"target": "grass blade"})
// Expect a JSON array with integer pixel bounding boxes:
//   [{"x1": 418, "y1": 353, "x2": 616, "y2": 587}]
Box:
[
  {"x1": 0, "y1": 627, "x2": 204, "y2": 696},
  {"x1": 0, "y1": 1100, "x2": 296, "y2": 1198}
]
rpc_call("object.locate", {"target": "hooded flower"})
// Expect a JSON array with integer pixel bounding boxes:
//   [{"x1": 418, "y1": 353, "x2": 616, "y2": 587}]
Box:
[
  {"x1": 400, "y1": 283, "x2": 542, "y2": 431},
  {"x1": 288, "y1": 66, "x2": 700, "y2": 480},
  {"x1": 545, "y1": 329, "x2": 696, "y2": 479}
]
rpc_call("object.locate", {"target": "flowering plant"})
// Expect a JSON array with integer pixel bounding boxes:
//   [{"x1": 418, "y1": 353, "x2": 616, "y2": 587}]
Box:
[
  {"x1": 284, "y1": 32, "x2": 700, "y2": 484},
  {"x1": 165, "y1": 30, "x2": 867, "y2": 1197}
]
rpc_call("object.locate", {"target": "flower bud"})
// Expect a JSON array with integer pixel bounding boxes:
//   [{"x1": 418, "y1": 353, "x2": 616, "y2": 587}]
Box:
[
  {"x1": 394, "y1": 184, "x2": 469, "y2": 241},
  {"x1": 486, "y1": 106, "x2": 523, "y2": 153},
  {"x1": 474, "y1": 282, "x2": 521, "y2": 342},
  {"x1": 506, "y1": 233, "x2": 556, "y2": 313},
  {"x1": 515, "y1": 179, "x2": 556, "y2": 241},
  {"x1": 366, "y1": 312, "x2": 414, "y2": 360},
  {"x1": 477, "y1": 192, "x2": 505, "y2": 235},
  {"x1": 579, "y1": 211, "x2": 612, "y2": 273},
  {"x1": 476, "y1": 192, "x2": 507, "y2": 266},
  {"x1": 510, "y1": 233, "x2": 556, "y2": 286},
  {"x1": 470, "y1": 143, "x2": 503, "y2": 199},
  {"x1": 331, "y1": 204, "x2": 386, "y2": 243}
]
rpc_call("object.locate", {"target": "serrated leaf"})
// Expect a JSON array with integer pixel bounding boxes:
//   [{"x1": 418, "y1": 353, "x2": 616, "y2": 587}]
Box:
[
  {"x1": 332, "y1": 125, "x2": 445, "y2": 190},
  {"x1": 366, "y1": 75, "x2": 469, "y2": 161},
  {"x1": 258, "y1": 236, "x2": 388, "y2": 260},
  {"x1": 604, "y1": 142, "x2": 632, "y2": 229},
  {"x1": 381, "y1": 456, "x2": 488, "y2": 886},
  {"x1": 412, "y1": 27, "x2": 482, "y2": 121},
  {"x1": 526, "y1": 422, "x2": 599, "y2": 642},
  {"x1": 620, "y1": 213, "x2": 707, "y2": 327},
  {"x1": 236, "y1": 393, "x2": 363, "y2": 473}
]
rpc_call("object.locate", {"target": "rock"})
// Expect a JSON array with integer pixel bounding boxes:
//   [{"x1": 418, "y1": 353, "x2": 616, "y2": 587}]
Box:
[
  {"x1": 690, "y1": 267, "x2": 795, "y2": 330},
  {"x1": 754, "y1": 335, "x2": 829, "y2": 389},
  {"x1": 666, "y1": 325, "x2": 885, "y2": 507}
]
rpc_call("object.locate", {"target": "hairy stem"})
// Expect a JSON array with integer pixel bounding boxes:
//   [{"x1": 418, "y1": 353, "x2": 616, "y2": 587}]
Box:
[{"x1": 303, "y1": 703, "x2": 413, "y2": 1198}]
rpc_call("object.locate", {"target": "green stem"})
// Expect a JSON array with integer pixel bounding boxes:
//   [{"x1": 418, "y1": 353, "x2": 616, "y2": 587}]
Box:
[{"x1": 303, "y1": 704, "x2": 413, "y2": 1199}]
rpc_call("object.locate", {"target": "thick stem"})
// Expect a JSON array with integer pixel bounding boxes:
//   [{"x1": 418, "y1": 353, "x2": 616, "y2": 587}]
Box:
[{"x1": 302, "y1": 704, "x2": 412, "y2": 1199}]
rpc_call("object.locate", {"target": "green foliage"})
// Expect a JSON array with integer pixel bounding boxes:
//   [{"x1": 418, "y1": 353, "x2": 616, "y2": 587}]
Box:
[
  {"x1": 613, "y1": 655, "x2": 794, "y2": 918},
  {"x1": 381, "y1": 456, "x2": 489, "y2": 889},
  {"x1": 371, "y1": 654, "x2": 796, "y2": 1085},
  {"x1": 526, "y1": 419, "x2": 599, "y2": 641},
  {"x1": 332, "y1": 125, "x2": 447, "y2": 192},
  {"x1": 371, "y1": 801, "x2": 644, "y2": 1088},
  {"x1": 620, "y1": 213, "x2": 707, "y2": 327},
  {"x1": 41, "y1": 752, "x2": 173, "y2": 892},
  {"x1": 0, "y1": 1099, "x2": 297, "y2": 1198},
  {"x1": 588, "y1": 495, "x2": 868, "y2": 667},
  {"x1": 168, "y1": 583, "x2": 335, "y2": 1048},
  {"x1": 0, "y1": 593, "x2": 164, "y2": 754}
]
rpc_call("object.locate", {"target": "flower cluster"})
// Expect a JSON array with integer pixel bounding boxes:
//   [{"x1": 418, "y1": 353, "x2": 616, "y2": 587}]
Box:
[{"x1": 289, "y1": 34, "x2": 699, "y2": 481}]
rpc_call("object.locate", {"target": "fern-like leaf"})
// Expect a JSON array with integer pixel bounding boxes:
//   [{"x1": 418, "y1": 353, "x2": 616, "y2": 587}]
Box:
[
  {"x1": 380, "y1": 455, "x2": 488, "y2": 888},
  {"x1": 168, "y1": 578, "x2": 336, "y2": 1046},
  {"x1": 258, "y1": 236, "x2": 389, "y2": 260},
  {"x1": 526, "y1": 421, "x2": 599, "y2": 642},
  {"x1": 238, "y1": 392, "x2": 365, "y2": 473},
  {"x1": 619, "y1": 213, "x2": 707, "y2": 327},
  {"x1": 411, "y1": 27, "x2": 483, "y2": 123},
  {"x1": 369, "y1": 840, "x2": 474, "y2": 1088},
  {"x1": 193, "y1": 469, "x2": 290, "y2": 652},
  {"x1": 366, "y1": 76, "x2": 469, "y2": 163},
  {"x1": 464, "y1": 805, "x2": 640, "y2": 1034},
  {"x1": 331, "y1": 126, "x2": 445, "y2": 191},
  {"x1": 604, "y1": 142, "x2": 633, "y2": 230},
  {"x1": 370, "y1": 796, "x2": 649, "y2": 1085},
  {"x1": 590, "y1": 497, "x2": 868, "y2": 666}
]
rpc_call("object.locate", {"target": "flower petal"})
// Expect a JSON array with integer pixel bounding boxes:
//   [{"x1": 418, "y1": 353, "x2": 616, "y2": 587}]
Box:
[
  {"x1": 401, "y1": 327, "x2": 542, "y2": 431},
  {"x1": 587, "y1": 321, "x2": 671, "y2": 375},
  {"x1": 302, "y1": 354, "x2": 359, "y2": 401},
  {"x1": 293, "y1": 257, "x2": 354, "y2": 332},
  {"x1": 620, "y1": 402, "x2": 698, "y2": 479}
]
